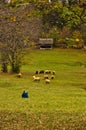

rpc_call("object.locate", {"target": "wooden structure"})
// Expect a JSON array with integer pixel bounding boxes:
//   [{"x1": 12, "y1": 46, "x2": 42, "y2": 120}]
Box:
[{"x1": 38, "y1": 38, "x2": 53, "y2": 49}]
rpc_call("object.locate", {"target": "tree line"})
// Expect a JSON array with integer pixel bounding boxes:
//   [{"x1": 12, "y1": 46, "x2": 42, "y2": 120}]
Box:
[{"x1": 0, "y1": 0, "x2": 86, "y2": 73}]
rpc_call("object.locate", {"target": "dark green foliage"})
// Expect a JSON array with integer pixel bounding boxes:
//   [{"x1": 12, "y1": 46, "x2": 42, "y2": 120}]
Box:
[
  {"x1": 1, "y1": 63, "x2": 8, "y2": 73},
  {"x1": 68, "y1": 0, "x2": 78, "y2": 6},
  {"x1": 42, "y1": 9, "x2": 66, "y2": 29},
  {"x1": 11, "y1": 63, "x2": 20, "y2": 73}
]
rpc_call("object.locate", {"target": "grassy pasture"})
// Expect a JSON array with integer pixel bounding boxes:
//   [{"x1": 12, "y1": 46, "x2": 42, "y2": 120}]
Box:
[{"x1": 0, "y1": 49, "x2": 86, "y2": 130}]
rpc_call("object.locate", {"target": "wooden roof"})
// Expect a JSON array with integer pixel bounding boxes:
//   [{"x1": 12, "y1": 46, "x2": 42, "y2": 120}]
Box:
[{"x1": 39, "y1": 38, "x2": 53, "y2": 45}]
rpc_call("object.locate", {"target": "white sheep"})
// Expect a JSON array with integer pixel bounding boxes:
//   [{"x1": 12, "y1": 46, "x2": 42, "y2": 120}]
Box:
[
  {"x1": 33, "y1": 75, "x2": 40, "y2": 81},
  {"x1": 52, "y1": 71, "x2": 56, "y2": 75},
  {"x1": 17, "y1": 72, "x2": 22, "y2": 78},
  {"x1": 51, "y1": 75, "x2": 55, "y2": 79},
  {"x1": 44, "y1": 74, "x2": 49, "y2": 79},
  {"x1": 45, "y1": 79, "x2": 50, "y2": 84},
  {"x1": 45, "y1": 70, "x2": 51, "y2": 74}
]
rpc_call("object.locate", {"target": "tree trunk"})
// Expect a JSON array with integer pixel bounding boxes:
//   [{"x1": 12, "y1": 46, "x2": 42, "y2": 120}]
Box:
[
  {"x1": 1, "y1": 63, "x2": 8, "y2": 73},
  {"x1": 11, "y1": 62, "x2": 20, "y2": 73}
]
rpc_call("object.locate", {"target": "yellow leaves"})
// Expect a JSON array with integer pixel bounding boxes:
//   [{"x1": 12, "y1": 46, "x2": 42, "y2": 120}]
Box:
[
  {"x1": 27, "y1": 13, "x2": 32, "y2": 18},
  {"x1": 9, "y1": 16, "x2": 17, "y2": 22},
  {"x1": 12, "y1": 16, "x2": 16, "y2": 21},
  {"x1": 75, "y1": 38, "x2": 80, "y2": 42}
]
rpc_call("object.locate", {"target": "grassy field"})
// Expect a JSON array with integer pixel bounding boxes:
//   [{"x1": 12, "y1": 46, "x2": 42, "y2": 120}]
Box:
[{"x1": 0, "y1": 48, "x2": 86, "y2": 130}]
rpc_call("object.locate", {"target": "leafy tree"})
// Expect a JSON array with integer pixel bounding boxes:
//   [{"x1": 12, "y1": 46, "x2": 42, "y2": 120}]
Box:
[
  {"x1": 41, "y1": 3, "x2": 66, "y2": 30},
  {"x1": 67, "y1": 0, "x2": 80, "y2": 6}
]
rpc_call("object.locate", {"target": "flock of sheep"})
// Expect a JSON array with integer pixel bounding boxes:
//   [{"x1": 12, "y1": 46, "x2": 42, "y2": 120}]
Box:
[
  {"x1": 17, "y1": 69, "x2": 56, "y2": 83},
  {"x1": 33, "y1": 70, "x2": 56, "y2": 83}
]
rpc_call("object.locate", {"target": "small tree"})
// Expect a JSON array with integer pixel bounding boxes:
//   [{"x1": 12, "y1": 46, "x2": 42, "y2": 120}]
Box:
[
  {"x1": 7, "y1": 38, "x2": 25, "y2": 73},
  {"x1": 0, "y1": 33, "x2": 26, "y2": 73},
  {"x1": 47, "y1": 27, "x2": 60, "y2": 47}
]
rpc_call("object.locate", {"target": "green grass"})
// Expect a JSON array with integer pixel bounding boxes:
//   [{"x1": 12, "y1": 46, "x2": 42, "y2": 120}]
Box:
[{"x1": 0, "y1": 49, "x2": 86, "y2": 130}]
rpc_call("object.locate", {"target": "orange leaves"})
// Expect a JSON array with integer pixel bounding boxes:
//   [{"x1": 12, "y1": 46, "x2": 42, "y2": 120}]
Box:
[
  {"x1": 5, "y1": 16, "x2": 17, "y2": 22},
  {"x1": 12, "y1": 16, "x2": 16, "y2": 21}
]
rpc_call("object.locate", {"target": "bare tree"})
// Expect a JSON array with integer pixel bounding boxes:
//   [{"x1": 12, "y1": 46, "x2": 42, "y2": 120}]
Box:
[
  {"x1": 0, "y1": 5, "x2": 27, "y2": 73},
  {"x1": 0, "y1": 3, "x2": 42, "y2": 73}
]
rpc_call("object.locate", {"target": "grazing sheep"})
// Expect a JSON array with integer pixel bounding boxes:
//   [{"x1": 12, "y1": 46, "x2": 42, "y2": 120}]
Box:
[
  {"x1": 52, "y1": 71, "x2": 56, "y2": 75},
  {"x1": 17, "y1": 72, "x2": 22, "y2": 78},
  {"x1": 51, "y1": 75, "x2": 55, "y2": 79},
  {"x1": 45, "y1": 79, "x2": 50, "y2": 84},
  {"x1": 39, "y1": 70, "x2": 44, "y2": 74},
  {"x1": 35, "y1": 71, "x2": 39, "y2": 74},
  {"x1": 45, "y1": 70, "x2": 51, "y2": 74},
  {"x1": 48, "y1": 70, "x2": 51, "y2": 74},
  {"x1": 33, "y1": 75, "x2": 40, "y2": 81},
  {"x1": 44, "y1": 74, "x2": 49, "y2": 79}
]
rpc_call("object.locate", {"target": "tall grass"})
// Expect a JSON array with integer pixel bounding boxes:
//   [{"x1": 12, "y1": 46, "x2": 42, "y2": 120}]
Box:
[{"x1": 0, "y1": 49, "x2": 86, "y2": 130}]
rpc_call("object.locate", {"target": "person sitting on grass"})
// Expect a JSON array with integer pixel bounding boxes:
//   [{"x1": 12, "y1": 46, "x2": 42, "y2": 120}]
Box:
[{"x1": 22, "y1": 90, "x2": 29, "y2": 98}]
